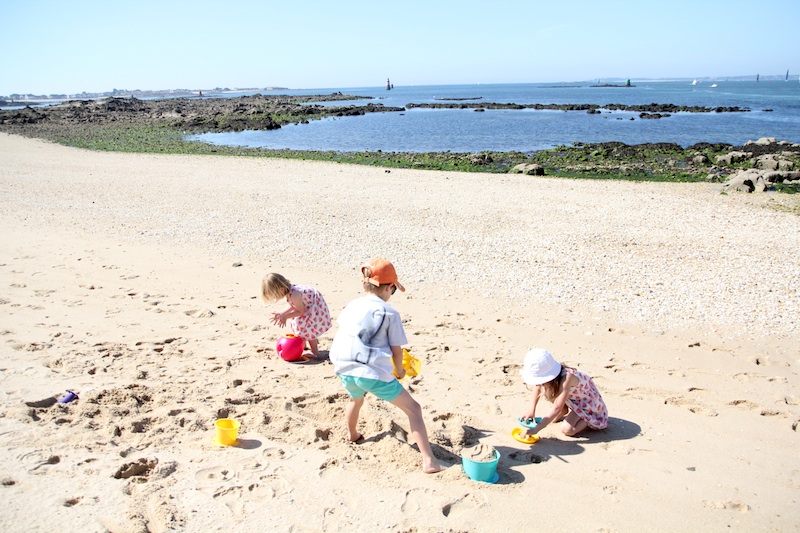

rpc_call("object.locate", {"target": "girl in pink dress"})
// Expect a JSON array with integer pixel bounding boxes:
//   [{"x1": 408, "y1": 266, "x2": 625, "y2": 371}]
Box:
[
  {"x1": 518, "y1": 348, "x2": 608, "y2": 437},
  {"x1": 261, "y1": 273, "x2": 332, "y2": 357}
]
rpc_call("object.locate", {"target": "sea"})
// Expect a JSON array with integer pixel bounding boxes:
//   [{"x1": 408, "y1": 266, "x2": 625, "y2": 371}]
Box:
[{"x1": 188, "y1": 80, "x2": 800, "y2": 153}]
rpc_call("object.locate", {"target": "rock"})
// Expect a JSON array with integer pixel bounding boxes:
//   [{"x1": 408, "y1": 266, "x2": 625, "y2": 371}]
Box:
[
  {"x1": 468, "y1": 153, "x2": 493, "y2": 165},
  {"x1": 753, "y1": 155, "x2": 779, "y2": 170},
  {"x1": 693, "y1": 154, "x2": 710, "y2": 165},
  {"x1": 763, "y1": 171, "x2": 786, "y2": 183},
  {"x1": 745, "y1": 137, "x2": 777, "y2": 146},
  {"x1": 722, "y1": 169, "x2": 762, "y2": 192},
  {"x1": 511, "y1": 163, "x2": 545, "y2": 176},
  {"x1": 716, "y1": 151, "x2": 750, "y2": 165}
]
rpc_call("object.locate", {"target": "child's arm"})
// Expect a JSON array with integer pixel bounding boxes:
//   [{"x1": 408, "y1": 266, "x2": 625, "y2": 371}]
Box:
[
  {"x1": 270, "y1": 291, "x2": 306, "y2": 327},
  {"x1": 521, "y1": 386, "x2": 542, "y2": 421},
  {"x1": 523, "y1": 374, "x2": 577, "y2": 436},
  {"x1": 390, "y1": 345, "x2": 405, "y2": 380}
]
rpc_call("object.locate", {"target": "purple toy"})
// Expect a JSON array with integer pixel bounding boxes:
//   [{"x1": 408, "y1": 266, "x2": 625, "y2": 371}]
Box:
[{"x1": 59, "y1": 390, "x2": 79, "y2": 404}]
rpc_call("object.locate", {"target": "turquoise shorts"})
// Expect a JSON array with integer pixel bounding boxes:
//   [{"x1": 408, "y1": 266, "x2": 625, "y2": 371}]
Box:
[{"x1": 338, "y1": 375, "x2": 403, "y2": 401}]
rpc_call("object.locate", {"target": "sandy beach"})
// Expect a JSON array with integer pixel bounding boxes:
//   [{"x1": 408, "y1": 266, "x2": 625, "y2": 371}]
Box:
[{"x1": 1, "y1": 132, "x2": 798, "y2": 532}]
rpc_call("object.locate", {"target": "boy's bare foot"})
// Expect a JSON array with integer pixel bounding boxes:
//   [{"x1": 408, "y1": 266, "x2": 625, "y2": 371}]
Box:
[
  {"x1": 348, "y1": 433, "x2": 364, "y2": 443},
  {"x1": 423, "y1": 460, "x2": 447, "y2": 474}
]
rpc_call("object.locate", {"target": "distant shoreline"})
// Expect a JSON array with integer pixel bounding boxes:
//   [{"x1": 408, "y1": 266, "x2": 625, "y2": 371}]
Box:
[{"x1": 3, "y1": 75, "x2": 798, "y2": 103}]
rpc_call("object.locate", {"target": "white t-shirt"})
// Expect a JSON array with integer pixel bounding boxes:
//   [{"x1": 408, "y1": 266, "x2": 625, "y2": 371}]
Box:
[{"x1": 329, "y1": 294, "x2": 408, "y2": 382}]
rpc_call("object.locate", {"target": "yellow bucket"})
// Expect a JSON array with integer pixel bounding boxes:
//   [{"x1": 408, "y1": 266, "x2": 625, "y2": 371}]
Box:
[{"x1": 215, "y1": 418, "x2": 240, "y2": 446}]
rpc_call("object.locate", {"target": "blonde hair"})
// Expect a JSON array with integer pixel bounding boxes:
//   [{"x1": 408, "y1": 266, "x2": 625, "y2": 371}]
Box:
[
  {"x1": 540, "y1": 365, "x2": 574, "y2": 401},
  {"x1": 261, "y1": 273, "x2": 291, "y2": 301}
]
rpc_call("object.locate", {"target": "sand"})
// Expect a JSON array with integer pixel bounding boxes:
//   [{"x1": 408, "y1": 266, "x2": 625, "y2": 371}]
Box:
[{"x1": 0, "y1": 132, "x2": 798, "y2": 532}]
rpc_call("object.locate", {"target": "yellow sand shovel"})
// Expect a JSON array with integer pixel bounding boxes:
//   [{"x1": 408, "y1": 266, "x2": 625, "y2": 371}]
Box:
[{"x1": 393, "y1": 348, "x2": 421, "y2": 379}]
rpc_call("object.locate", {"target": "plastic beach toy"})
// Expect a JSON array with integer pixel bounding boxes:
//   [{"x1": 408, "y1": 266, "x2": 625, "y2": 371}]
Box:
[
  {"x1": 393, "y1": 348, "x2": 421, "y2": 379},
  {"x1": 276, "y1": 334, "x2": 305, "y2": 362},
  {"x1": 511, "y1": 427, "x2": 540, "y2": 445},
  {"x1": 214, "y1": 418, "x2": 240, "y2": 446},
  {"x1": 517, "y1": 417, "x2": 543, "y2": 429},
  {"x1": 462, "y1": 449, "x2": 500, "y2": 484},
  {"x1": 58, "y1": 390, "x2": 79, "y2": 404}
]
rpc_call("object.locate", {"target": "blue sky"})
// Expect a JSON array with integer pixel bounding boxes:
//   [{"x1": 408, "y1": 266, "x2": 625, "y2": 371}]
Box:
[{"x1": 2, "y1": 0, "x2": 799, "y2": 95}]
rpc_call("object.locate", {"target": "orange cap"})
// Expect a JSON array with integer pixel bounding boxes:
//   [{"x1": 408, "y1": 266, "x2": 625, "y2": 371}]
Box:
[{"x1": 361, "y1": 258, "x2": 405, "y2": 292}]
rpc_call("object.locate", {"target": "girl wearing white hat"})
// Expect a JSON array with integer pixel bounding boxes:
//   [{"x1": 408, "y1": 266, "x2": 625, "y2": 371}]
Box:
[{"x1": 519, "y1": 348, "x2": 608, "y2": 438}]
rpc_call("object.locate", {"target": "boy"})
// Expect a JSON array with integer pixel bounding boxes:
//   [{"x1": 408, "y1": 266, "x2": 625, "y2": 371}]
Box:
[{"x1": 329, "y1": 258, "x2": 444, "y2": 474}]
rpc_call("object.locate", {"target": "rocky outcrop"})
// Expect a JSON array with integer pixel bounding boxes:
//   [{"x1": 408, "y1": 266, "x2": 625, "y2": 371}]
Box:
[
  {"x1": 718, "y1": 138, "x2": 800, "y2": 192},
  {"x1": 722, "y1": 168, "x2": 800, "y2": 192},
  {"x1": 406, "y1": 102, "x2": 750, "y2": 115},
  {"x1": 0, "y1": 94, "x2": 404, "y2": 133}
]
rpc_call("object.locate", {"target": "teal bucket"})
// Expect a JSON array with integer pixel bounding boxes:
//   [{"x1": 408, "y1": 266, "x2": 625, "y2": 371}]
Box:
[{"x1": 462, "y1": 449, "x2": 500, "y2": 484}]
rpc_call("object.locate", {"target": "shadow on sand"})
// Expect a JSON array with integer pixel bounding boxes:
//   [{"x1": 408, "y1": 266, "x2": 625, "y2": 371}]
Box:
[{"x1": 479, "y1": 417, "x2": 642, "y2": 485}]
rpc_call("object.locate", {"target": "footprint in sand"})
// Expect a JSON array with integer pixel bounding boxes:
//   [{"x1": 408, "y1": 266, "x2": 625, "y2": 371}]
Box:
[
  {"x1": 728, "y1": 399, "x2": 760, "y2": 410},
  {"x1": 19, "y1": 452, "x2": 61, "y2": 473},
  {"x1": 441, "y1": 492, "x2": 488, "y2": 518},
  {"x1": 194, "y1": 466, "x2": 237, "y2": 489},
  {"x1": 733, "y1": 372, "x2": 758, "y2": 383},
  {"x1": 781, "y1": 396, "x2": 799, "y2": 406},
  {"x1": 702, "y1": 499, "x2": 750, "y2": 512},
  {"x1": 401, "y1": 487, "x2": 436, "y2": 514},
  {"x1": 621, "y1": 386, "x2": 673, "y2": 401},
  {"x1": 663, "y1": 396, "x2": 718, "y2": 417},
  {"x1": 600, "y1": 442, "x2": 636, "y2": 455},
  {"x1": 184, "y1": 308, "x2": 216, "y2": 318},
  {"x1": 508, "y1": 449, "x2": 546, "y2": 463},
  {"x1": 748, "y1": 355, "x2": 790, "y2": 368}
]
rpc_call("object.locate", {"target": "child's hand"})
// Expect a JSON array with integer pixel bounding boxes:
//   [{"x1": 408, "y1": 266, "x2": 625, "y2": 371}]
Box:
[
  {"x1": 395, "y1": 367, "x2": 406, "y2": 380},
  {"x1": 271, "y1": 312, "x2": 286, "y2": 327}
]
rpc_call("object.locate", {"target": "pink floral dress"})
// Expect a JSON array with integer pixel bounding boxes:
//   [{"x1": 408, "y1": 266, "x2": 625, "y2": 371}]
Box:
[
  {"x1": 288, "y1": 284, "x2": 332, "y2": 341},
  {"x1": 565, "y1": 368, "x2": 608, "y2": 430}
]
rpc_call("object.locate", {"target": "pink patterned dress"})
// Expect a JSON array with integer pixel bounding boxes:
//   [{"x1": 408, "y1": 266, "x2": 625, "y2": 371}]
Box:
[
  {"x1": 565, "y1": 368, "x2": 608, "y2": 430},
  {"x1": 288, "y1": 284, "x2": 332, "y2": 341}
]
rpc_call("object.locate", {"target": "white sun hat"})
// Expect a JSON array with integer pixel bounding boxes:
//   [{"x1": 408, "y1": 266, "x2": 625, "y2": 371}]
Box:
[{"x1": 520, "y1": 348, "x2": 562, "y2": 385}]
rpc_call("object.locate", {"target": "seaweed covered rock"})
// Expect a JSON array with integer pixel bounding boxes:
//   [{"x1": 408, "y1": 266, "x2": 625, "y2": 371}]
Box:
[{"x1": 511, "y1": 163, "x2": 545, "y2": 175}]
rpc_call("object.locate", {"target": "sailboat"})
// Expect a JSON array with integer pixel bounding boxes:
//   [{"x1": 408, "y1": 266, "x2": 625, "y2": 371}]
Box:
[
  {"x1": 786, "y1": 69, "x2": 790, "y2": 81},
  {"x1": 756, "y1": 73, "x2": 760, "y2": 82},
  {"x1": 710, "y1": 83, "x2": 718, "y2": 88},
  {"x1": 691, "y1": 79, "x2": 697, "y2": 86}
]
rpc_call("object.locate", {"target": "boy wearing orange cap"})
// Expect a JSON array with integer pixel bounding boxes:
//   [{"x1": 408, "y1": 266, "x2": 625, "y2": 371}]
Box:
[{"x1": 329, "y1": 258, "x2": 445, "y2": 474}]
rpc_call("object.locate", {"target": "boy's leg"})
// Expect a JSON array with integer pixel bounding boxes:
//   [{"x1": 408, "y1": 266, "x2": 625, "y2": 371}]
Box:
[
  {"x1": 345, "y1": 396, "x2": 365, "y2": 441},
  {"x1": 389, "y1": 389, "x2": 444, "y2": 473}
]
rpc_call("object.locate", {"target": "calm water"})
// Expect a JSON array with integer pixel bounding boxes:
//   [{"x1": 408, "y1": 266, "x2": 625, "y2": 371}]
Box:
[{"x1": 193, "y1": 81, "x2": 800, "y2": 152}]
